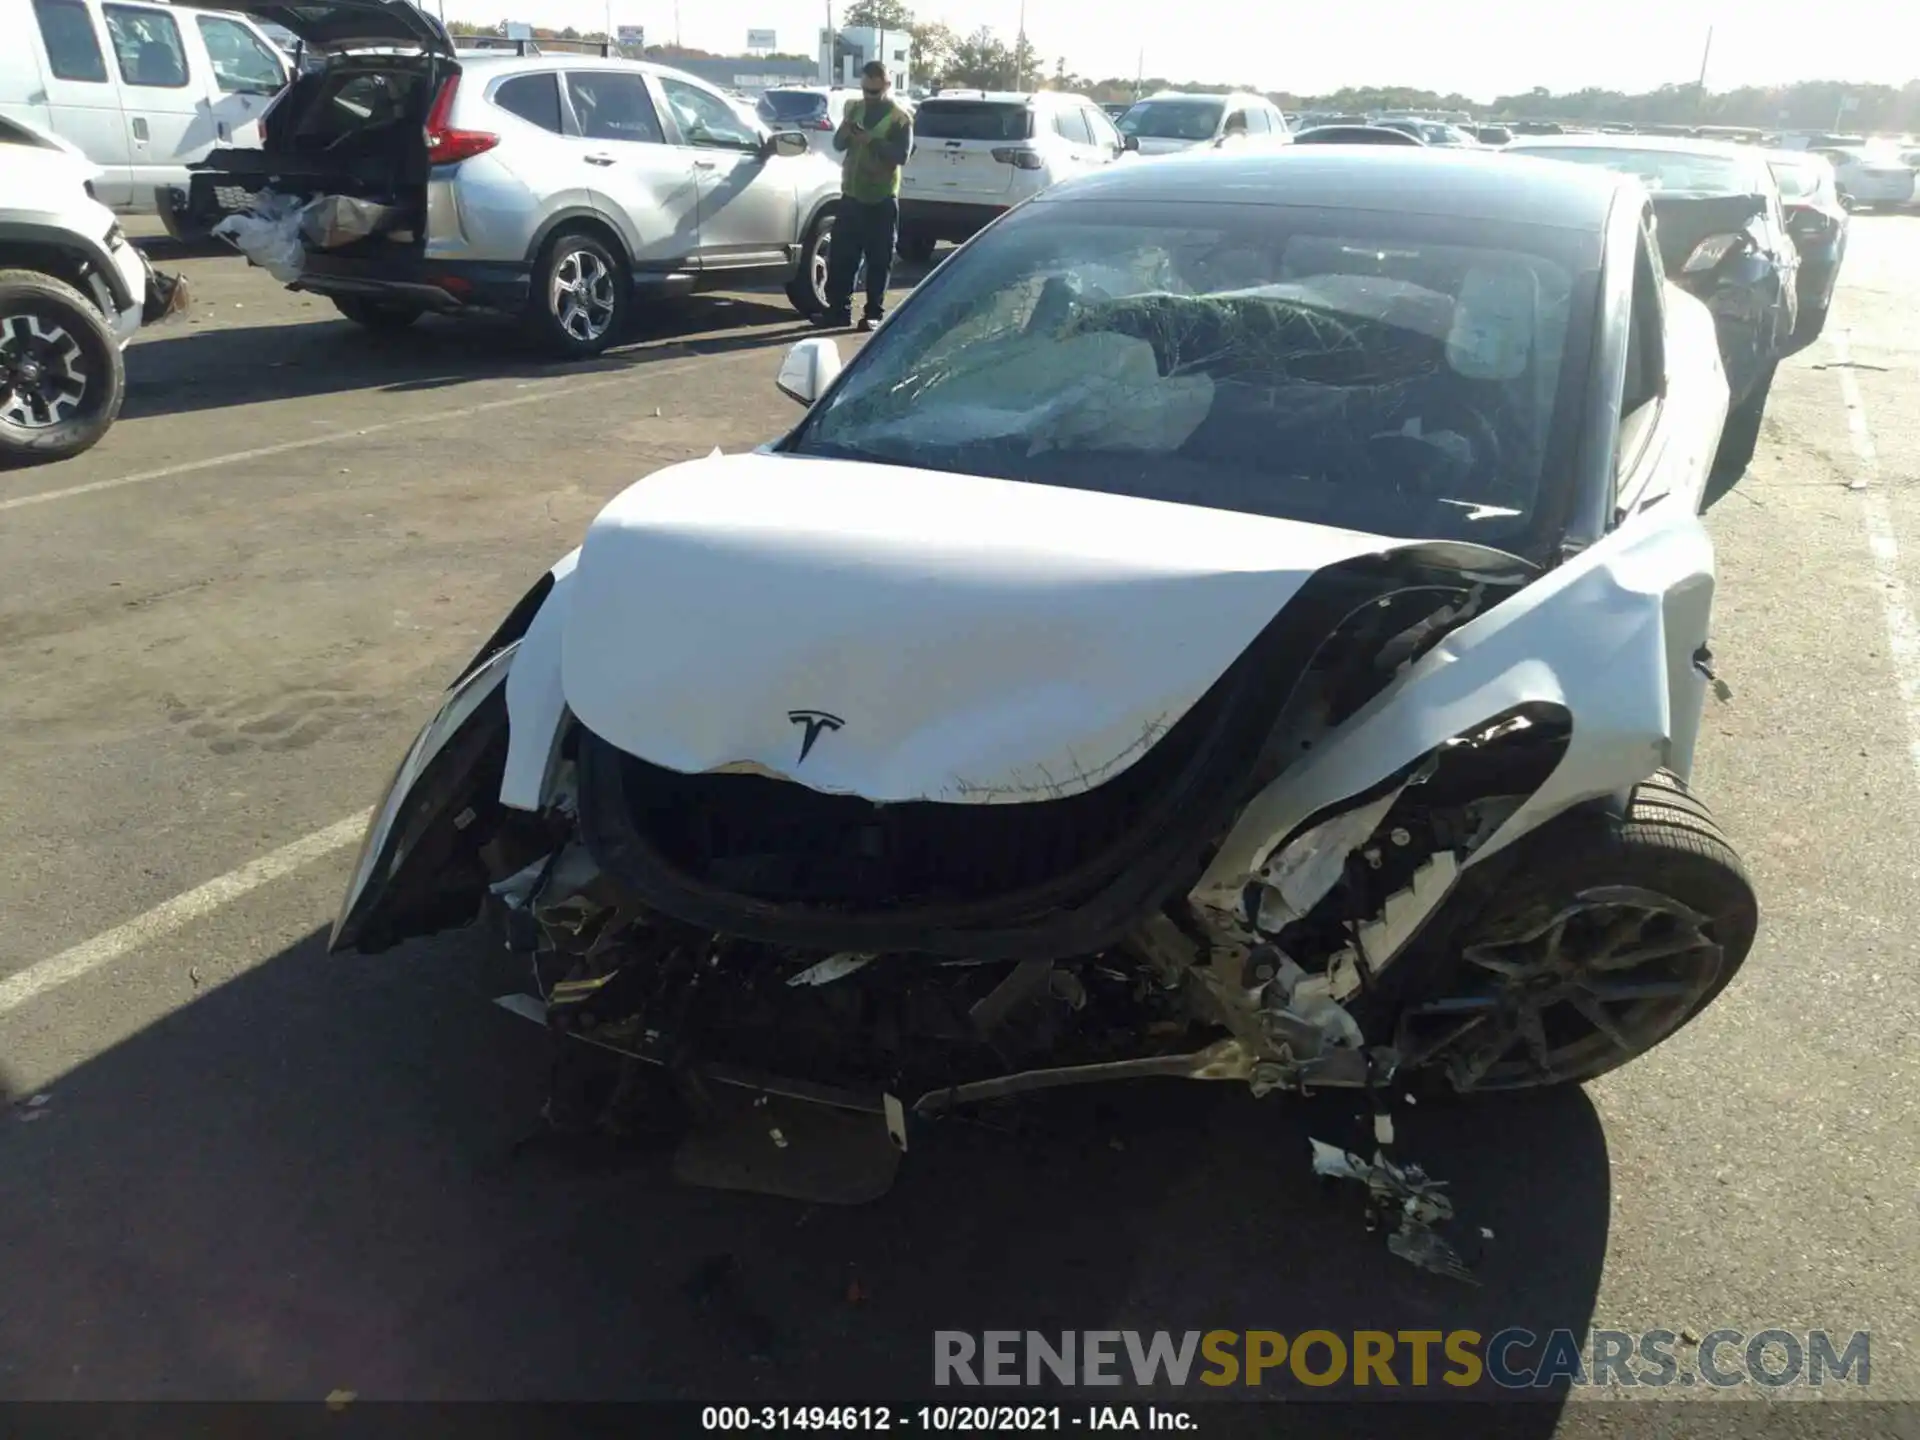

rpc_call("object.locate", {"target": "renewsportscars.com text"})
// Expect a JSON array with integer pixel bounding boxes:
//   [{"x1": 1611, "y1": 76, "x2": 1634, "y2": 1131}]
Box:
[{"x1": 933, "y1": 1329, "x2": 1870, "y2": 1390}]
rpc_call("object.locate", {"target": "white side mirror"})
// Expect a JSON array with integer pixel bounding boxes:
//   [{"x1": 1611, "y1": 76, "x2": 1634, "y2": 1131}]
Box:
[
  {"x1": 777, "y1": 336, "x2": 842, "y2": 405},
  {"x1": 770, "y1": 130, "x2": 809, "y2": 158}
]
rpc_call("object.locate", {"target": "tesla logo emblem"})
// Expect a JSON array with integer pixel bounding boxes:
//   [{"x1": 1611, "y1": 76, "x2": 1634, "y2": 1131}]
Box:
[{"x1": 787, "y1": 709, "x2": 844, "y2": 764}]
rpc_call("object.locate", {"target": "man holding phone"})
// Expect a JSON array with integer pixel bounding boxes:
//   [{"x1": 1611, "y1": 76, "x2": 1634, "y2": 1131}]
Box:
[{"x1": 820, "y1": 61, "x2": 914, "y2": 331}]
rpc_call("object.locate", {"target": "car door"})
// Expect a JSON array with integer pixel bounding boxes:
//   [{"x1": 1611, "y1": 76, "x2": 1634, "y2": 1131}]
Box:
[
  {"x1": 1082, "y1": 105, "x2": 1125, "y2": 165},
  {"x1": 562, "y1": 68, "x2": 701, "y2": 268},
  {"x1": 26, "y1": 0, "x2": 132, "y2": 206},
  {"x1": 100, "y1": 1, "x2": 200, "y2": 206},
  {"x1": 188, "y1": 11, "x2": 286, "y2": 151},
  {"x1": 1049, "y1": 104, "x2": 1100, "y2": 174},
  {"x1": 655, "y1": 74, "x2": 795, "y2": 269}
]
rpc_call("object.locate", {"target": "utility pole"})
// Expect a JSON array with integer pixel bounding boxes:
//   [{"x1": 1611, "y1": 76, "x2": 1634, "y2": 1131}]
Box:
[
  {"x1": 1134, "y1": 45, "x2": 1143, "y2": 99},
  {"x1": 824, "y1": 0, "x2": 834, "y2": 84},
  {"x1": 1015, "y1": 0, "x2": 1026, "y2": 90},
  {"x1": 1694, "y1": 25, "x2": 1713, "y2": 118},
  {"x1": 674, "y1": 0, "x2": 681, "y2": 47}
]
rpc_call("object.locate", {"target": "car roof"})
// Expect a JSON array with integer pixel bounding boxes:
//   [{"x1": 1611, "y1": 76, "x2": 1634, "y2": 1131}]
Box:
[
  {"x1": 455, "y1": 52, "x2": 695, "y2": 82},
  {"x1": 1139, "y1": 91, "x2": 1257, "y2": 103},
  {"x1": 921, "y1": 91, "x2": 1073, "y2": 106},
  {"x1": 1046, "y1": 146, "x2": 1631, "y2": 230},
  {"x1": 1505, "y1": 131, "x2": 1749, "y2": 158}
]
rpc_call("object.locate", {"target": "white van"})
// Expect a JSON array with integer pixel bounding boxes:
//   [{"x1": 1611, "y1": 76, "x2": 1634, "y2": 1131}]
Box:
[{"x1": 1, "y1": 0, "x2": 290, "y2": 222}]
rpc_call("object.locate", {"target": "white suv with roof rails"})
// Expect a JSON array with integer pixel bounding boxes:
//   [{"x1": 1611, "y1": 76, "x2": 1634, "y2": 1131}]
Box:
[
  {"x1": 1114, "y1": 91, "x2": 1293, "y2": 156},
  {"x1": 897, "y1": 90, "x2": 1128, "y2": 262}
]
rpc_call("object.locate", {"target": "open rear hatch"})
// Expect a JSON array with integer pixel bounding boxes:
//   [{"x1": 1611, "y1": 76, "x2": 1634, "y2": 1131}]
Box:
[{"x1": 171, "y1": 0, "x2": 456, "y2": 241}]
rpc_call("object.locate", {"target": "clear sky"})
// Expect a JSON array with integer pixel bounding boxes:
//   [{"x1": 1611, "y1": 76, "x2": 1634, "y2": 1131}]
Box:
[{"x1": 434, "y1": 0, "x2": 1920, "y2": 100}]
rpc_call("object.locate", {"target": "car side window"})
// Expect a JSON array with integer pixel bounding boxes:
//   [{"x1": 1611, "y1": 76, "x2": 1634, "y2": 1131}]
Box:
[
  {"x1": 33, "y1": 0, "x2": 109, "y2": 82},
  {"x1": 103, "y1": 4, "x2": 189, "y2": 89},
  {"x1": 659, "y1": 76, "x2": 759, "y2": 150},
  {"x1": 1621, "y1": 221, "x2": 1665, "y2": 419},
  {"x1": 494, "y1": 72, "x2": 563, "y2": 133},
  {"x1": 1084, "y1": 107, "x2": 1121, "y2": 150},
  {"x1": 1243, "y1": 106, "x2": 1269, "y2": 135},
  {"x1": 1053, "y1": 107, "x2": 1092, "y2": 145},
  {"x1": 1223, "y1": 109, "x2": 1248, "y2": 135},
  {"x1": 195, "y1": 15, "x2": 283, "y2": 96},
  {"x1": 567, "y1": 71, "x2": 663, "y2": 144}
]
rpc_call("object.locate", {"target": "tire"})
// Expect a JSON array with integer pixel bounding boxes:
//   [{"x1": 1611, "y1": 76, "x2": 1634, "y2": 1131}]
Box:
[
  {"x1": 0, "y1": 268, "x2": 126, "y2": 468},
  {"x1": 331, "y1": 295, "x2": 423, "y2": 331},
  {"x1": 1388, "y1": 770, "x2": 1758, "y2": 1096},
  {"x1": 896, "y1": 226, "x2": 936, "y2": 264},
  {"x1": 1705, "y1": 358, "x2": 1777, "y2": 502},
  {"x1": 785, "y1": 208, "x2": 836, "y2": 319},
  {"x1": 524, "y1": 230, "x2": 628, "y2": 357}
]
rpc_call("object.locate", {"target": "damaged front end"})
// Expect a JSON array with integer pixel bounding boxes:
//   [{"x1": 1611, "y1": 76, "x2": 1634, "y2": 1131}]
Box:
[{"x1": 329, "y1": 455, "x2": 1737, "y2": 1280}]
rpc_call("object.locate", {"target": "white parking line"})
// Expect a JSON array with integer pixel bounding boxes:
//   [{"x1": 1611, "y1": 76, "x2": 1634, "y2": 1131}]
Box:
[
  {"x1": 0, "y1": 810, "x2": 370, "y2": 1018},
  {"x1": 0, "y1": 348, "x2": 733, "y2": 514},
  {"x1": 1833, "y1": 331, "x2": 1920, "y2": 778}
]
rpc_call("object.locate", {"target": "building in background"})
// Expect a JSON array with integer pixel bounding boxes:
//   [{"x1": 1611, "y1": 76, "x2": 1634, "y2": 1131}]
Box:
[{"x1": 818, "y1": 25, "x2": 912, "y2": 90}]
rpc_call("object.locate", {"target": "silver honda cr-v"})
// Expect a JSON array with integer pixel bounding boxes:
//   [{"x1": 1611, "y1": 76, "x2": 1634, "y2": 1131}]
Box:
[{"x1": 177, "y1": 0, "x2": 844, "y2": 355}]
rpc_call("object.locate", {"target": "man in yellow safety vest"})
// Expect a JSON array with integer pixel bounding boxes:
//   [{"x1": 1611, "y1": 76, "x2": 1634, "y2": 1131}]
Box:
[{"x1": 820, "y1": 60, "x2": 914, "y2": 331}]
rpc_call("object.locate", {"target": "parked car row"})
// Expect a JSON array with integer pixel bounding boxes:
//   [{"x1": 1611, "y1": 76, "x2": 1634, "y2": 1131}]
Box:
[{"x1": 174, "y1": 2, "x2": 848, "y2": 355}]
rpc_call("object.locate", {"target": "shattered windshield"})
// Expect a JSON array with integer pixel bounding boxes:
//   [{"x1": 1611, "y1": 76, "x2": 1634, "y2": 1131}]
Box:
[
  {"x1": 1516, "y1": 145, "x2": 1753, "y2": 196},
  {"x1": 1119, "y1": 100, "x2": 1223, "y2": 140},
  {"x1": 790, "y1": 200, "x2": 1594, "y2": 550}
]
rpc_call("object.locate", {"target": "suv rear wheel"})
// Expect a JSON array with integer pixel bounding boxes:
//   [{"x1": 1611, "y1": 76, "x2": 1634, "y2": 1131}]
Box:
[
  {"x1": 525, "y1": 231, "x2": 628, "y2": 357},
  {"x1": 896, "y1": 226, "x2": 936, "y2": 264},
  {"x1": 0, "y1": 268, "x2": 125, "y2": 467}
]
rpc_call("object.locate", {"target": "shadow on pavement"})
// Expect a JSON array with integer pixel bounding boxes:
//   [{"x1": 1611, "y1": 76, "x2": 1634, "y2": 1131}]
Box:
[
  {"x1": 117, "y1": 293, "x2": 822, "y2": 422},
  {"x1": 0, "y1": 922, "x2": 1607, "y2": 1418}
]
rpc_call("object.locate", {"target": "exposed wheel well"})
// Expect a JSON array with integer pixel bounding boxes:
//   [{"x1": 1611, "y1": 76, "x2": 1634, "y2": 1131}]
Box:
[
  {"x1": 529, "y1": 213, "x2": 632, "y2": 275},
  {"x1": 801, "y1": 199, "x2": 840, "y2": 244},
  {"x1": 0, "y1": 240, "x2": 111, "y2": 318}
]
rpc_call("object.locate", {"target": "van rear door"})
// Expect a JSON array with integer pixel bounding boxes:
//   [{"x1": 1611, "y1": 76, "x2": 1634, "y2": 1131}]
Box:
[{"x1": 24, "y1": 0, "x2": 133, "y2": 206}]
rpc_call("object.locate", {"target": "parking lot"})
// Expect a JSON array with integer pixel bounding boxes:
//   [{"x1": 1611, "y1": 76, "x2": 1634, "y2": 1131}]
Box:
[{"x1": 2, "y1": 214, "x2": 1918, "y2": 1419}]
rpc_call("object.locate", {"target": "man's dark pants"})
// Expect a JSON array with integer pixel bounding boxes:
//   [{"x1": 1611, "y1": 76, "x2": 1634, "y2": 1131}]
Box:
[{"x1": 825, "y1": 196, "x2": 898, "y2": 321}]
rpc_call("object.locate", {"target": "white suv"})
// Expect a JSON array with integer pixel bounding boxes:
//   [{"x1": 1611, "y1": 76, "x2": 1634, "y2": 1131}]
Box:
[
  {"x1": 898, "y1": 90, "x2": 1126, "y2": 261},
  {"x1": 1115, "y1": 91, "x2": 1294, "y2": 156}
]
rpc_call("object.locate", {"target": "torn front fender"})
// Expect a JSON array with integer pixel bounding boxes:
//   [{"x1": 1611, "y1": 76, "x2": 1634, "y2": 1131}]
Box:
[
  {"x1": 499, "y1": 548, "x2": 578, "y2": 812},
  {"x1": 329, "y1": 642, "x2": 513, "y2": 954},
  {"x1": 1191, "y1": 502, "x2": 1717, "y2": 931},
  {"x1": 331, "y1": 552, "x2": 578, "y2": 954}
]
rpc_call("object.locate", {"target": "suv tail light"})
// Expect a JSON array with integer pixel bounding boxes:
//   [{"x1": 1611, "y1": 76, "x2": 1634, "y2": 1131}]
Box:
[
  {"x1": 424, "y1": 74, "x2": 499, "y2": 165},
  {"x1": 991, "y1": 147, "x2": 1045, "y2": 170},
  {"x1": 1681, "y1": 233, "x2": 1746, "y2": 274}
]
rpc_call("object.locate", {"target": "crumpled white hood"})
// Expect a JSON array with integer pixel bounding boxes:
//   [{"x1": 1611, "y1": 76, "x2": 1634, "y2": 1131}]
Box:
[{"x1": 560, "y1": 451, "x2": 1399, "y2": 804}]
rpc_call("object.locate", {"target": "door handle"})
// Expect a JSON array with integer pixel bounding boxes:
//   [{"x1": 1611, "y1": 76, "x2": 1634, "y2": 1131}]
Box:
[
  {"x1": 583, "y1": 152, "x2": 616, "y2": 165},
  {"x1": 132, "y1": 116, "x2": 149, "y2": 141},
  {"x1": 693, "y1": 159, "x2": 718, "y2": 170},
  {"x1": 217, "y1": 120, "x2": 230, "y2": 141}
]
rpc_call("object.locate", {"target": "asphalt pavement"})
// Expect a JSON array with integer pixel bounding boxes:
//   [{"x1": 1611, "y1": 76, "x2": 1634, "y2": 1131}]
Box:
[{"x1": 1, "y1": 217, "x2": 1917, "y2": 1425}]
